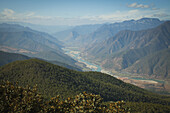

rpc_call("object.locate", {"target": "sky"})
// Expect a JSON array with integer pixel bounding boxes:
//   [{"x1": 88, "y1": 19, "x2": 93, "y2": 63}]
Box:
[{"x1": 0, "y1": 0, "x2": 170, "y2": 25}]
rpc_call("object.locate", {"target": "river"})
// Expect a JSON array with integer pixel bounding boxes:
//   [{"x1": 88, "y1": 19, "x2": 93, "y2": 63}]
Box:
[
  {"x1": 63, "y1": 48, "x2": 102, "y2": 72},
  {"x1": 63, "y1": 48, "x2": 164, "y2": 84}
]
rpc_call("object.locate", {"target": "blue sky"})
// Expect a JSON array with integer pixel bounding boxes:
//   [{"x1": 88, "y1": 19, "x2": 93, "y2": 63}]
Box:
[{"x1": 0, "y1": 0, "x2": 170, "y2": 25}]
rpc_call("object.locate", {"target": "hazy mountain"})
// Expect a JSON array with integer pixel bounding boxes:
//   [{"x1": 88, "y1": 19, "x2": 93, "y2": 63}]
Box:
[
  {"x1": 3, "y1": 22, "x2": 73, "y2": 34},
  {"x1": 85, "y1": 18, "x2": 164, "y2": 46},
  {"x1": 53, "y1": 24, "x2": 102, "y2": 47},
  {"x1": 0, "y1": 23, "x2": 62, "y2": 51},
  {"x1": 0, "y1": 23, "x2": 63, "y2": 49},
  {"x1": 54, "y1": 18, "x2": 164, "y2": 48},
  {"x1": 0, "y1": 59, "x2": 170, "y2": 105},
  {"x1": 83, "y1": 21, "x2": 170, "y2": 79},
  {"x1": 0, "y1": 23, "x2": 77, "y2": 66}
]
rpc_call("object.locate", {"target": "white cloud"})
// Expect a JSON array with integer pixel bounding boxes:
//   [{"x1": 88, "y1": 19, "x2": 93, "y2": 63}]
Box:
[
  {"x1": 128, "y1": 3, "x2": 149, "y2": 9},
  {"x1": 152, "y1": 8, "x2": 159, "y2": 10},
  {"x1": 26, "y1": 12, "x2": 35, "y2": 17},
  {"x1": 2, "y1": 9, "x2": 15, "y2": 16},
  {"x1": 0, "y1": 8, "x2": 169, "y2": 26}
]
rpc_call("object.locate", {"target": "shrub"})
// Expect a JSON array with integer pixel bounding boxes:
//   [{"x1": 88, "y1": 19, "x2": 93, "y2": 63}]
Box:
[{"x1": 0, "y1": 81, "x2": 129, "y2": 113}]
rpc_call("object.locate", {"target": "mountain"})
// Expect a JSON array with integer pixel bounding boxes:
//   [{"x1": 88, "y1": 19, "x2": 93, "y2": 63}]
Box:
[
  {"x1": 54, "y1": 18, "x2": 164, "y2": 48},
  {"x1": 124, "y1": 49, "x2": 170, "y2": 78},
  {"x1": 0, "y1": 23, "x2": 78, "y2": 66},
  {"x1": 0, "y1": 51, "x2": 30, "y2": 66},
  {"x1": 83, "y1": 21, "x2": 170, "y2": 79},
  {"x1": 5, "y1": 21, "x2": 73, "y2": 34},
  {"x1": 53, "y1": 24, "x2": 102, "y2": 47},
  {"x1": 0, "y1": 23, "x2": 62, "y2": 51},
  {"x1": 85, "y1": 18, "x2": 164, "y2": 46},
  {"x1": 0, "y1": 59, "x2": 170, "y2": 105},
  {"x1": 0, "y1": 51, "x2": 81, "y2": 71}
]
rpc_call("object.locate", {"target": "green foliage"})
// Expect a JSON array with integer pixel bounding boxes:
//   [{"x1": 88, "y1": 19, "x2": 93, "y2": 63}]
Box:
[
  {"x1": 0, "y1": 81, "x2": 129, "y2": 113},
  {"x1": 49, "y1": 60, "x2": 82, "y2": 71},
  {"x1": 0, "y1": 59, "x2": 170, "y2": 105},
  {"x1": 0, "y1": 81, "x2": 44, "y2": 113},
  {"x1": 47, "y1": 92, "x2": 129, "y2": 113},
  {"x1": 125, "y1": 102, "x2": 170, "y2": 113}
]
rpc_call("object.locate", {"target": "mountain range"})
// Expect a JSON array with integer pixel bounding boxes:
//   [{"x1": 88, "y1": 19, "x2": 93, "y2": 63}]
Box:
[
  {"x1": 82, "y1": 21, "x2": 170, "y2": 79},
  {"x1": 54, "y1": 18, "x2": 164, "y2": 48},
  {"x1": 4, "y1": 21, "x2": 73, "y2": 34},
  {"x1": 0, "y1": 23, "x2": 79, "y2": 67},
  {"x1": 86, "y1": 18, "x2": 164, "y2": 45},
  {"x1": 1, "y1": 18, "x2": 169, "y2": 79},
  {"x1": 53, "y1": 24, "x2": 102, "y2": 47}
]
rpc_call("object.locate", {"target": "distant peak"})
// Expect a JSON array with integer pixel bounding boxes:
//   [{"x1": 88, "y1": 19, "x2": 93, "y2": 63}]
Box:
[{"x1": 138, "y1": 18, "x2": 160, "y2": 21}]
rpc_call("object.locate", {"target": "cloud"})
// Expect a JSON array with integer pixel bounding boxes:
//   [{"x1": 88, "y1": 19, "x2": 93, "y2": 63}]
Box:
[
  {"x1": 128, "y1": 3, "x2": 149, "y2": 9},
  {"x1": 0, "y1": 8, "x2": 169, "y2": 26},
  {"x1": 152, "y1": 13, "x2": 170, "y2": 18},
  {"x1": 1, "y1": 8, "x2": 15, "y2": 16},
  {"x1": 152, "y1": 8, "x2": 159, "y2": 10},
  {"x1": 26, "y1": 12, "x2": 35, "y2": 17},
  {"x1": 81, "y1": 10, "x2": 140, "y2": 21}
]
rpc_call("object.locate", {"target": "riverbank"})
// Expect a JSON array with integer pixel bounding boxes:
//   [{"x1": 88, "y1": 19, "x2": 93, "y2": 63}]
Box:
[{"x1": 63, "y1": 48, "x2": 101, "y2": 72}]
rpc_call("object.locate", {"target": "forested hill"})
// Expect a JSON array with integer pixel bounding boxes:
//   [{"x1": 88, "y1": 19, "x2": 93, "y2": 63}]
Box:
[{"x1": 0, "y1": 59, "x2": 170, "y2": 105}]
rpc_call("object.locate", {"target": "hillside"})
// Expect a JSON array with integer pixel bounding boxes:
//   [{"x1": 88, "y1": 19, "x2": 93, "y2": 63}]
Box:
[
  {"x1": 0, "y1": 51, "x2": 30, "y2": 66},
  {"x1": 0, "y1": 23, "x2": 62, "y2": 48},
  {"x1": 49, "y1": 60, "x2": 82, "y2": 71},
  {"x1": 0, "y1": 23, "x2": 62, "y2": 52},
  {"x1": 0, "y1": 81, "x2": 130, "y2": 112},
  {"x1": 82, "y1": 21, "x2": 170, "y2": 79},
  {"x1": 0, "y1": 23, "x2": 78, "y2": 66},
  {"x1": 0, "y1": 51, "x2": 82, "y2": 71},
  {"x1": 0, "y1": 59, "x2": 170, "y2": 105},
  {"x1": 124, "y1": 49, "x2": 170, "y2": 78}
]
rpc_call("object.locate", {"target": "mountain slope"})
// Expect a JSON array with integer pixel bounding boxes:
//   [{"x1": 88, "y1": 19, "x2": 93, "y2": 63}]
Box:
[
  {"x1": 0, "y1": 23, "x2": 78, "y2": 66},
  {"x1": 0, "y1": 59, "x2": 170, "y2": 105},
  {"x1": 86, "y1": 18, "x2": 164, "y2": 44},
  {"x1": 53, "y1": 24, "x2": 102, "y2": 47},
  {"x1": 0, "y1": 23, "x2": 62, "y2": 52},
  {"x1": 0, "y1": 51, "x2": 30, "y2": 66},
  {"x1": 0, "y1": 51, "x2": 81, "y2": 71},
  {"x1": 124, "y1": 48, "x2": 170, "y2": 78},
  {"x1": 83, "y1": 21, "x2": 170, "y2": 79}
]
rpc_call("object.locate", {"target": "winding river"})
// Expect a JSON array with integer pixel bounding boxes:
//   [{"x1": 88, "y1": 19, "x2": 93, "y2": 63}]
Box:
[
  {"x1": 63, "y1": 48, "x2": 164, "y2": 84},
  {"x1": 63, "y1": 48, "x2": 101, "y2": 72}
]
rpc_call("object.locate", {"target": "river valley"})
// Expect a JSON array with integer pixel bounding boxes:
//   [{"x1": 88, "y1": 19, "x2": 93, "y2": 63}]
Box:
[{"x1": 63, "y1": 48, "x2": 170, "y2": 94}]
